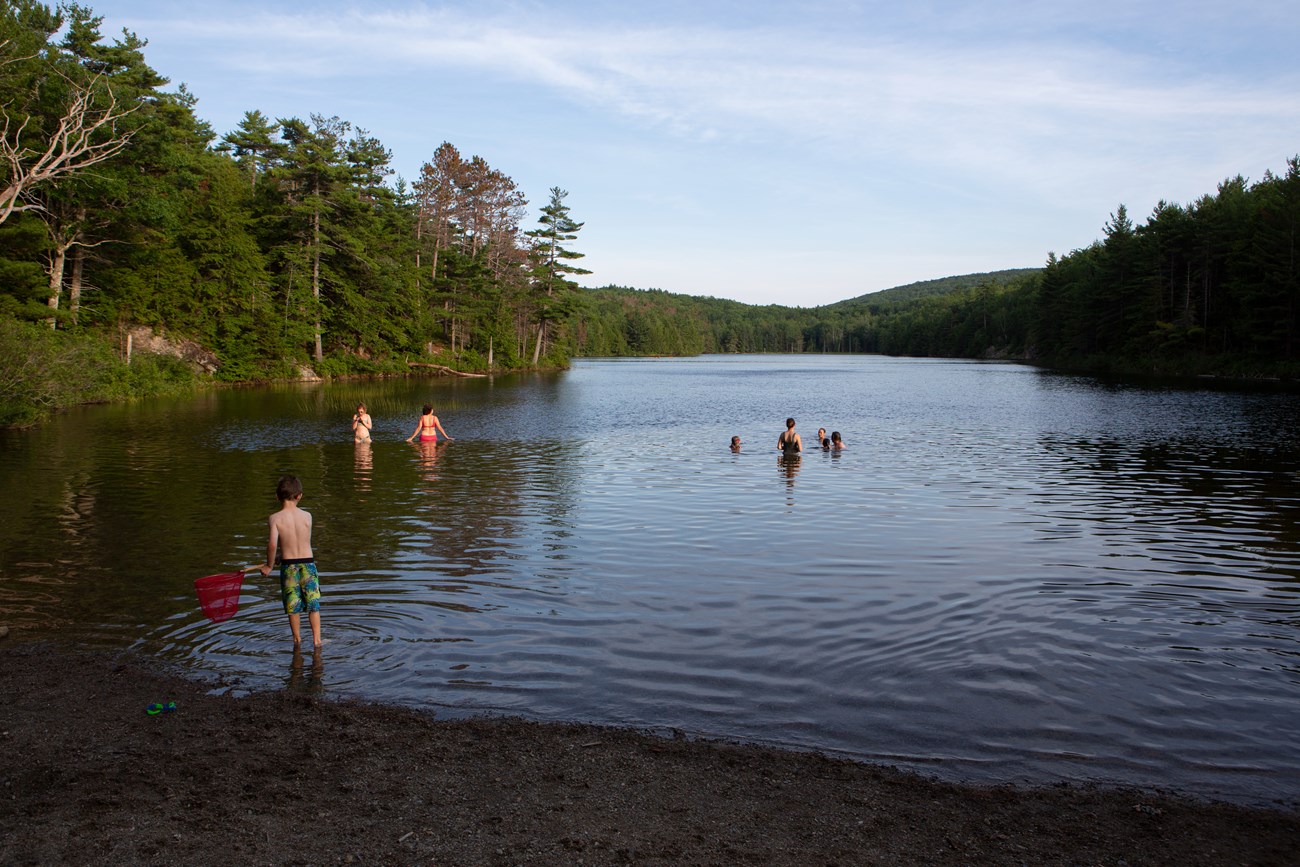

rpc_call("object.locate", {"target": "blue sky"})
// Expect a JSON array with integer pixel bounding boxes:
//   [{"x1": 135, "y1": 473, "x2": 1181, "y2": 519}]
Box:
[{"x1": 96, "y1": 1, "x2": 1300, "y2": 306}]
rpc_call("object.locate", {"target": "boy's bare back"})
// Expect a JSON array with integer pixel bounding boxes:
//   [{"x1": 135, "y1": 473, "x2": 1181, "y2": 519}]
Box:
[{"x1": 268, "y1": 501, "x2": 313, "y2": 562}]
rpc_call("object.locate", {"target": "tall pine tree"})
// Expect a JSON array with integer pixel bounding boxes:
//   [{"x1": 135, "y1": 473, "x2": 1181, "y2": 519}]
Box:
[{"x1": 525, "y1": 187, "x2": 589, "y2": 364}]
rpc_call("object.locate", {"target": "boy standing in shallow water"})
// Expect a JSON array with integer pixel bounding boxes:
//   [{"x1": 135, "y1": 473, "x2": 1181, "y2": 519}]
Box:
[{"x1": 260, "y1": 475, "x2": 321, "y2": 646}]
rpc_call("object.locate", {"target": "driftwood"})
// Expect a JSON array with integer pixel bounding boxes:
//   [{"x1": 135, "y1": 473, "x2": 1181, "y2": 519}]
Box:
[{"x1": 407, "y1": 362, "x2": 488, "y2": 378}]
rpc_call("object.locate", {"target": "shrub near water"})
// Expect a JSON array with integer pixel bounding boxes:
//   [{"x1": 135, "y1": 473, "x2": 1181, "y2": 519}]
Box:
[{"x1": 0, "y1": 320, "x2": 200, "y2": 426}]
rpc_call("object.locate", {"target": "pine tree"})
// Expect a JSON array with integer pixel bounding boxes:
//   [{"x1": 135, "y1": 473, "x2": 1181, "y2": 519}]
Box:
[
  {"x1": 221, "y1": 110, "x2": 284, "y2": 190},
  {"x1": 1237, "y1": 159, "x2": 1300, "y2": 358},
  {"x1": 525, "y1": 188, "x2": 590, "y2": 364}
]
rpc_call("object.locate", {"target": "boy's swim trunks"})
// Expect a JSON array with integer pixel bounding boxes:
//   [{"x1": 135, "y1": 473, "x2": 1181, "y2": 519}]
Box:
[{"x1": 279, "y1": 558, "x2": 321, "y2": 615}]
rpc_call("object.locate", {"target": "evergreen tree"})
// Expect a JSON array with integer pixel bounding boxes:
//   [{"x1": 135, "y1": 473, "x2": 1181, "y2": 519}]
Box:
[
  {"x1": 525, "y1": 187, "x2": 590, "y2": 364},
  {"x1": 1237, "y1": 159, "x2": 1300, "y2": 358},
  {"x1": 1096, "y1": 203, "x2": 1146, "y2": 352},
  {"x1": 45, "y1": 7, "x2": 192, "y2": 330},
  {"x1": 221, "y1": 110, "x2": 283, "y2": 190},
  {"x1": 266, "y1": 114, "x2": 356, "y2": 363}
]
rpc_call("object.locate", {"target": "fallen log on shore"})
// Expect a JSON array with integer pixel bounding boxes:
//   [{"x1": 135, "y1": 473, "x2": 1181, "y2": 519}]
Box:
[{"x1": 407, "y1": 362, "x2": 488, "y2": 378}]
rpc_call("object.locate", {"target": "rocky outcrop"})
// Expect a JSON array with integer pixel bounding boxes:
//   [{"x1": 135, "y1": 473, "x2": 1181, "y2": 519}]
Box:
[{"x1": 126, "y1": 326, "x2": 221, "y2": 374}]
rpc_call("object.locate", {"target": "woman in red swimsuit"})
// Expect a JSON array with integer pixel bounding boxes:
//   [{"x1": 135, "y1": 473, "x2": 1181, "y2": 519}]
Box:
[{"x1": 405, "y1": 403, "x2": 453, "y2": 444}]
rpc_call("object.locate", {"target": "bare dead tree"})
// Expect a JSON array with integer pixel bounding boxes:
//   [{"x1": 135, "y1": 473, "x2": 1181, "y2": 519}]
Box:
[{"x1": 0, "y1": 75, "x2": 137, "y2": 226}]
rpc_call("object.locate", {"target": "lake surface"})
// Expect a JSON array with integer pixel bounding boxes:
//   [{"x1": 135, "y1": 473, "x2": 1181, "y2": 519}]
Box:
[{"x1": 3, "y1": 354, "x2": 1299, "y2": 806}]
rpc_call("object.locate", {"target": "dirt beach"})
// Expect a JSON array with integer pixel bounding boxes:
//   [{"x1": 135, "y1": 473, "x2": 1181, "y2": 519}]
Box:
[{"x1": 2, "y1": 639, "x2": 1298, "y2": 866}]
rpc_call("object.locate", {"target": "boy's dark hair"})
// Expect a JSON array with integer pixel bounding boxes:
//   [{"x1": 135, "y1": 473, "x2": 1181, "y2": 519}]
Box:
[{"x1": 276, "y1": 474, "x2": 303, "y2": 503}]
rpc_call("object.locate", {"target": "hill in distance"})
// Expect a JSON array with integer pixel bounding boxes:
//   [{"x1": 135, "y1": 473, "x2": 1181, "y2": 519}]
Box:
[
  {"x1": 828, "y1": 268, "x2": 1042, "y2": 309},
  {"x1": 587, "y1": 267, "x2": 1043, "y2": 312}
]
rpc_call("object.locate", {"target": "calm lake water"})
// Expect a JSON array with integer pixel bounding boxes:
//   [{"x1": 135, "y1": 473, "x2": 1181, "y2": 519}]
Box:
[{"x1": 3, "y1": 354, "x2": 1300, "y2": 805}]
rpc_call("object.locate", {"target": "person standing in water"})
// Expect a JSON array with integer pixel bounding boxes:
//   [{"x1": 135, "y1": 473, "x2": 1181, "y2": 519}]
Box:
[
  {"x1": 351, "y1": 403, "x2": 372, "y2": 443},
  {"x1": 406, "y1": 404, "x2": 453, "y2": 444},
  {"x1": 259, "y1": 475, "x2": 322, "y2": 647},
  {"x1": 777, "y1": 417, "x2": 802, "y2": 456}
]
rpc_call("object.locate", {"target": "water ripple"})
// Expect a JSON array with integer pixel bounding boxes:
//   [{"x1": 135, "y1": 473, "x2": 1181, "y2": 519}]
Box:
[{"x1": 5, "y1": 357, "x2": 1300, "y2": 805}]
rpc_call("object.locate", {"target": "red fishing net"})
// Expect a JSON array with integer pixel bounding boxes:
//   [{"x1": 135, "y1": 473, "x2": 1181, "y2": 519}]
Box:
[{"x1": 194, "y1": 571, "x2": 245, "y2": 623}]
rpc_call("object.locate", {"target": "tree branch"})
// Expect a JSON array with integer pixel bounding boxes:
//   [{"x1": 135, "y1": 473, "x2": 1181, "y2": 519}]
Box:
[{"x1": 0, "y1": 76, "x2": 138, "y2": 225}]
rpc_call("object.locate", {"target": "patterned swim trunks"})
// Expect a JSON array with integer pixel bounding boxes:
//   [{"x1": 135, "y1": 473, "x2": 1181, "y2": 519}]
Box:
[{"x1": 279, "y1": 560, "x2": 321, "y2": 615}]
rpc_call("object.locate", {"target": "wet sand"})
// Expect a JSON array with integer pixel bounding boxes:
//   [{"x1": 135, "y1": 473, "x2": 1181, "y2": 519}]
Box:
[{"x1": 1, "y1": 640, "x2": 1297, "y2": 865}]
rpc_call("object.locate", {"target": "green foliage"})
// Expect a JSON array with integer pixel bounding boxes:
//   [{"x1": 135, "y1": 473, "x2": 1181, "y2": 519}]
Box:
[
  {"x1": 0, "y1": 318, "x2": 198, "y2": 425},
  {"x1": 107, "y1": 351, "x2": 199, "y2": 398},
  {"x1": 572, "y1": 155, "x2": 1300, "y2": 382},
  {"x1": 0, "y1": 319, "x2": 102, "y2": 425},
  {"x1": 527, "y1": 187, "x2": 591, "y2": 292},
  {"x1": 572, "y1": 278, "x2": 1040, "y2": 360},
  {"x1": 312, "y1": 356, "x2": 351, "y2": 378},
  {"x1": 0, "y1": 219, "x2": 47, "y2": 314}
]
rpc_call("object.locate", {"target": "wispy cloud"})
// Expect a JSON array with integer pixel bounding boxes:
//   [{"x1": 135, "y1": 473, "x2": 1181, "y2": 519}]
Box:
[{"x1": 160, "y1": 5, "x2": 1299, "y2": 192}]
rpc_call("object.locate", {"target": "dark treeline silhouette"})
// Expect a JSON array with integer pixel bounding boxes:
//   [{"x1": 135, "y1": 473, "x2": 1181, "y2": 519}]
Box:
[{"x1": 1033, "y1": 164, "x2": 1300, "y2": 374}]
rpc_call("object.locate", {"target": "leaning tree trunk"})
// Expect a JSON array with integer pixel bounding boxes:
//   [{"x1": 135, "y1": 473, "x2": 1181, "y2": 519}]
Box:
[{"x1": 532, "y1": 321, "x2": 545, "y2": 365}]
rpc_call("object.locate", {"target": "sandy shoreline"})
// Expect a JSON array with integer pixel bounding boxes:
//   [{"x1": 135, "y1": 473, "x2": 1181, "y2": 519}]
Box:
[{"x1": 2, "y1": 639, "x2": 1298, "y2": 866}]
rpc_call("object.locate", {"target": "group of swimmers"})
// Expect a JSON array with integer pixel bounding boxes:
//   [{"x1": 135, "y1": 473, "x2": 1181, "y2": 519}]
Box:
[
  {"x1": 729, "y1": 418, "x2": 846, "y2": 454},
  {"x1": 350, "y1": 402, "x2": 454, "y2": 445},
  {"x1": 263, "y1": 409, "x2": 836, "y2": 650},
  {"x1": 354, "y1": 401, "x2": 850, "y2": 457}
]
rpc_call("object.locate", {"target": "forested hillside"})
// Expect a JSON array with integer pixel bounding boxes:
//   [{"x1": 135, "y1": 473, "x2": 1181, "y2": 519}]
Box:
[
  {"x1": 571, "y1": 274, "x2": 1039, "y2": 358},
  {"x1": 834, "y1": 269, "x2": 1041, "y2": 307}
]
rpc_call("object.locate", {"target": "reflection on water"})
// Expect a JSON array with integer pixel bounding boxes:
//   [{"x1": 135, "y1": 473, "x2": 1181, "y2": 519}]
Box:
[
  {"x1": 413, "y1": 438, "x2": 443, "y2": 483},
  {"x1": 2, "y1": 356, "x2": 1300, "y2": 806},
  {"x1": 353, "y1": 441, "x2": 372, "y2": 495},
  {"x1": 777, "y1": 453, "x2": 801, "y2": 500},
  {"x1": 287, "y1": 644, "x2": 325, "y2": 695}
]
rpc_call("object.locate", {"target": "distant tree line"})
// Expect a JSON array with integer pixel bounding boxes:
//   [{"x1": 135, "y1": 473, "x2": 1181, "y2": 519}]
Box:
[
  {"x1": 573, "y1": 161, "x2": 1300, "y2": 380},
  {"x1": 572, "y1": 270, "x2": 1040, "y2": 359}
]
